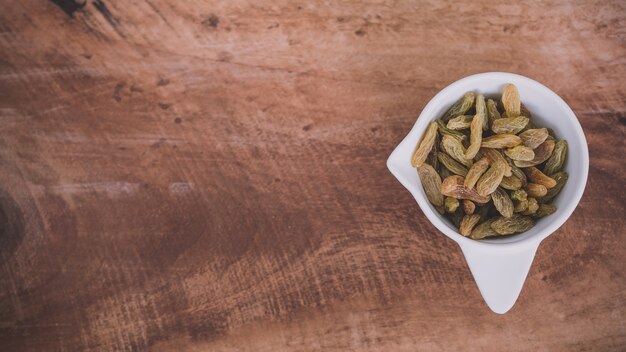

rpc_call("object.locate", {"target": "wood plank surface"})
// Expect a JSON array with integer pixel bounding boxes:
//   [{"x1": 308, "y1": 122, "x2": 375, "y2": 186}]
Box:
[{"x1": 0, "y1": 0, "x2": 625, "y2": 351}]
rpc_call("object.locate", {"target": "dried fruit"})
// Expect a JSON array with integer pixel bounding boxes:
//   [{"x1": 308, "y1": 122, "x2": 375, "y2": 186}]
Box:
[
  {"x1": 508, "y1": 162, "x2": 527, "y2": 186},
  {"x1": 518, "y1": 118, "x2": 536, "y2": 133},
  {"x1": 438, "y1": 152, "x2": 468, "y2": 176},
  {"x1": 503, "y1": 108, "x2": 532, "y2": 120},
  {"x1": 510, "y1": 189, "x2": 528, "y2": 202},
  {"x1": 475, "y1": 93, "x2": 488, "y2": 131},
  {"x1": 504, "y1": 145, "x2": 535, "y2": 161},
  {"x1": 442, "y1": 92, "x2": 476, "y2": 121},
  {"x1": 445, "y1": 196, "x2": 460, "y2": 213},
  {"x1": 470, "y1": 218, "x2": 499, "y2": 240},
  {"x1": 412, "y1": 122, "x2": 438, "y2": 167},
  {"x1": 460, "y1": 214, "x2": 481, "y2": 236},
  {"x1": 411, "y1": 83, "x2": 566, "y2": 240},
  {"x1": 519, "y1": 128, "x2": 549, "y2": 149},
  {"x1": 463, "y1": 199, "x2": 476, "y2": 215},
  {"x1": 426, "y1": 132, "x2": 440, "y2": 171},
  {"x1": 533, "y1": 204, "x2": 557, "y2": 218},
  {"x1": 522, "y1": 197, "x2": 539, "y2": 215},
  {"x1": 465, "y1": 94, "x2": 485, "y2": 159},
  {"x1": 512, "y1": 192, "x2": 532, "y2": 212},
  {"x1": 500, "y1": 175, "x2": 522, "y2": 190},
  {"x1": 464, "y1": 157, "x2": 490, "y2": 189},
  {"x1": 486, "y1": 99, "x2": 501, "y2": 129},
  {"x1": 525, "y1": 183, "x2": 548, "y2": 197},
  {"x1": 477, "y1": 148, "x2": 512, "y2": 177},
  {"x1": 502, "y1": 84, "x2": 521, "y2": 117},
  {"x1": 491, "y1": 188, "x2": 513, "y2": 218},
  {"x1": 417, "y1": 164, "x2": 444, "y2": 207},
  {"x1": 492, "y1": 116, "x2": 529, "y2": 134},
  {"x1": 513, "y1": 199, "x2": 529, "y2": 213},
  {"x1": 481, "y1": 134, "x2": 522, "y2": 148},
  {"x1": 476, "y1": 160, "x2": 508, "y2": 196},
  {"x1": 543, "y1": 140, "x2": 568, "y2": 176},
  {"x1": 538, "y1": 172, "x2": 568, "y2": 203},
  {"x1": 447, "y1": 115, "x2": 473, "y2": 130},
  {"x1": 436, "y1": 119, "x2": 466, "y2": 143},
  {"x1": 491, "y1": 214, "x2": 534, "y2": 235},
  {"x1": 441, "y1": 175, "x2": 490, "y2": 203},
  {"x1": 442, "y1": 135, "x2": 473, "y2": 168},
  {"x1": 523, "y1": 167, "x2": 556, "y2": 188},
  {"x1": 514, "y1": 139, "x2": 556, "y2": 167}
]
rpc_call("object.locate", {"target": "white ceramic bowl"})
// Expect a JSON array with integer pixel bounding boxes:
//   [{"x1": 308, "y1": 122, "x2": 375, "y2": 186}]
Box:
[{"x1": 387, "y1": 72, "x2": 589, "y2": 313}]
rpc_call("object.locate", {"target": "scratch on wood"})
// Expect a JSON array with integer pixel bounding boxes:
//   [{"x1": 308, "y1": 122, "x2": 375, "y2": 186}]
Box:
[
  {"x1": 112, "y1": 134, "x2": 183, "y2": 145},
  {"x1": 44, "y1": 132, "x2": 88, "y2": 142},
  {"x1": 34, "y1": 182, "x2": 140, "y2": 196},
  {"x1": 144, "y1": 0, "x2": 176, "y2": 32},
  {"x1": 40, "y1": 105, "x2": 68, "y2": 115},
  {"x1": 169, "y1": 182, "x2": 194, "y2": 194}
]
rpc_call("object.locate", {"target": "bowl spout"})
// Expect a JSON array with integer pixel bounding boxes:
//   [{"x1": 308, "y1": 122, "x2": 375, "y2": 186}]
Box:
[{"x1": 459, "y1": 242, "x2": 540, "y2": 314}]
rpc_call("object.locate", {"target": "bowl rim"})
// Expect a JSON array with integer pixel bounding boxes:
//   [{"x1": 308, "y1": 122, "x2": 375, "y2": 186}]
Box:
[{"x1": 387, "y1": 71, "x2": 589, "y2": 251}]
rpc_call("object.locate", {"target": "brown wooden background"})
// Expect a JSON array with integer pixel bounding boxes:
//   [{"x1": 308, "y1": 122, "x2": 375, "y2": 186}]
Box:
[{"x1": 1, "y1": 1, "x2": 625, "y2": 351}]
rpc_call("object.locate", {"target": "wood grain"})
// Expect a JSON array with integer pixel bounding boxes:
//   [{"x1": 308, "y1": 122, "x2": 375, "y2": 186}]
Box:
[{"x1": 0, "y1": 0, "x2": 625, "y2": 351}]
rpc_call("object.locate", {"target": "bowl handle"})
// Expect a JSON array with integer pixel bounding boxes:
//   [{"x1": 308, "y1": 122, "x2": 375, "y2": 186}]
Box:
[{"x1": 459, "y1": 241, "x2": 540, "y2": 314}]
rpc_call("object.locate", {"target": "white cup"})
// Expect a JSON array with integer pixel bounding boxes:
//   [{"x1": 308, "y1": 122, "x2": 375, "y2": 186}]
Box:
[{"x1": 387, "y1": 72, "x2": 589, "y2": 314}]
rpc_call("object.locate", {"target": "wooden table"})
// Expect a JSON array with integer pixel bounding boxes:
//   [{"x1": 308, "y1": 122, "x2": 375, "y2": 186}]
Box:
[{"x1": 1, "y1": 1, "x2": 625, "y2": 350}]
